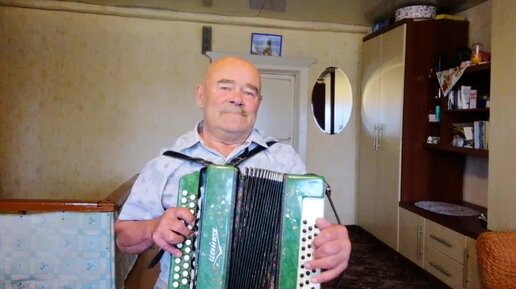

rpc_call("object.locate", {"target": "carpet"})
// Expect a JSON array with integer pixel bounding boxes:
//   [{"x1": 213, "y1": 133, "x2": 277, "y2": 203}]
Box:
[{"x1": 322, "y1": 226, "x2": 450, "y2": 289}]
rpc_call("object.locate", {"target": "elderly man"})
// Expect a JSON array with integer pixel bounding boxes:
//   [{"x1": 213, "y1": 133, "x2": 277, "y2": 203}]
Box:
[{"x1": 115, "y1": 56, "x2": 351, "y2": 288}]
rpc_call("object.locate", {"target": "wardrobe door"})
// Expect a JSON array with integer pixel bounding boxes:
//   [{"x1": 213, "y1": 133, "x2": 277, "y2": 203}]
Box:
[
  {"x1": 376, "y1": 24, "x2": 406, "y2": 250},
  {"x1": 357, "y1": 33, "x2": 381, "y2": 236}
]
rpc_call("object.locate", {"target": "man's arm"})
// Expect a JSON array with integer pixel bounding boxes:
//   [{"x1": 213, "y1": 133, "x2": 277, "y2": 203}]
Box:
[
  {"x1": 115, "y1": 207, "x2": 196, "y2": 256},
  {"x1": 114, "y1": 218, "x2": 159, "y2": 254}
]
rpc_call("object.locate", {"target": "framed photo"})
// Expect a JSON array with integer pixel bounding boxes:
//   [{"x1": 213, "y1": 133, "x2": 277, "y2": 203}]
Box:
[{"x1": 251, "y1": 33, "x2": 282, "y2": 56}]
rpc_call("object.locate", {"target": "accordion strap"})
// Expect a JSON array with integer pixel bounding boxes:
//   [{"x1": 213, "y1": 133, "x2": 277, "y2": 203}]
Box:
[{"x1": 161, "y1": 140, "x2": 277, "y2": 167}]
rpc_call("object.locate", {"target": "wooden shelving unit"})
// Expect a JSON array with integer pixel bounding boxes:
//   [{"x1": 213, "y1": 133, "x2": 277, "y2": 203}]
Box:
[{"x1": 424, "y1": 143, "x2": 489, "y2": 157}]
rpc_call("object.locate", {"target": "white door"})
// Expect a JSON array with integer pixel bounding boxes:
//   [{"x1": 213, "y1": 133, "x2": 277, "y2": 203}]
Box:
[{"x1": 255, "y1": 73, "x2": 296, "y2": 148}]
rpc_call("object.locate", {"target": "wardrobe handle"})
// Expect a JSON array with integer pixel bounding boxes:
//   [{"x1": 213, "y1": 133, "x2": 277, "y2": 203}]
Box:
[
  {"x1": 416, "y1": 225, "x2": 423, "y2": 260},
  {"x1": 429, "y1": 261, "x2": 452, "y2": 277},
  {"x1": 430, "y1": 234, "x2": 452, "y2": 247},
  {"x1": 374, "y1": 123, "x2": 382, "y2": 151},
  {"x1": 463, "y1": 248, "x2": 469, "y2": 288}
]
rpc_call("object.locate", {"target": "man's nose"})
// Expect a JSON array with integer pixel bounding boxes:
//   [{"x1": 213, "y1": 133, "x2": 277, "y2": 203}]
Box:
[{"x1": 228, "y1": 89, "x2": 245, "y2": 105}]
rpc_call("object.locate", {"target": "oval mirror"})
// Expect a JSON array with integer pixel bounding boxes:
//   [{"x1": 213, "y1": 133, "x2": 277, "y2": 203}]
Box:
[{"x1": 311, "y1": 67, "x2": 353, "y2": 134}]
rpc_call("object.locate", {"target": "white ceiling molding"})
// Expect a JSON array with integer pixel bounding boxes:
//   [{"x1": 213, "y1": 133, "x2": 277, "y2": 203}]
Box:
[{"x1": 0, "y1": 0, "x2": 370, "y2": 33}]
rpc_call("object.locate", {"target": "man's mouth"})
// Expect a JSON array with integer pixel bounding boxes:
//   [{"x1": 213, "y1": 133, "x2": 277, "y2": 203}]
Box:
[{"x1": 220, "y1": 107, "x2": 247, "y2": 117}]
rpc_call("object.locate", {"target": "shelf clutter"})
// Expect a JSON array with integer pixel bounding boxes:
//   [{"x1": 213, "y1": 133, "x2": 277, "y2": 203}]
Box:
[{"x1": 426, "y1": 62, "x2": 491, "y2": 155}]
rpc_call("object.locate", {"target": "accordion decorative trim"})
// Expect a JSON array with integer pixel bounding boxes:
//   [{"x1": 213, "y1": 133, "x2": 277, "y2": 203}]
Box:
[{"x1": 395, "y1": 5, "x2": 436, "y2": 22}]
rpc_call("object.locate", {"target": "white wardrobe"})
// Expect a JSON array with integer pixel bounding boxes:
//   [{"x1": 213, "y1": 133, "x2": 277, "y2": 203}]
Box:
[{"x1": 357, "y1": 24, "x2": 406, "y2": 250}]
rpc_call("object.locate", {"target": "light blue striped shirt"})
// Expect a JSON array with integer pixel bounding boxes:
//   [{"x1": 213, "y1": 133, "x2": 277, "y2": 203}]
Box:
[{"x1": 118, "y1": 123, "x2": 305, "y2": 289}]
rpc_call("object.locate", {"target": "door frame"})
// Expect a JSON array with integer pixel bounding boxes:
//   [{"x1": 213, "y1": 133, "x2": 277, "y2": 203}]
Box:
[{"x1": 206, "y1": 51, "x2": 316, "y2": 161}]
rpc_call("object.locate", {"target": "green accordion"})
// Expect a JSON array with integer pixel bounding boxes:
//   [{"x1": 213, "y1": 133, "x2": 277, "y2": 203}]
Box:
[{"x1": 168, "y1": 165, "x2": 326, "y2": 289}]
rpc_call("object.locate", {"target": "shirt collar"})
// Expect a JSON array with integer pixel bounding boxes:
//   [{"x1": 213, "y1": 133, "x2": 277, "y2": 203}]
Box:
[{"x1": 170, "y1": 121, "x2": 273, "y2": 153}]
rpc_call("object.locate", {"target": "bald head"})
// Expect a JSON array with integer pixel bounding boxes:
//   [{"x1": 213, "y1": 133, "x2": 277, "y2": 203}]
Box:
[
  {"x1": 195, "y1": 56, "x2": 263, "y2": 149},
  {"x1": 203, "y1": 57, "x2": 262, "y2": 93}
]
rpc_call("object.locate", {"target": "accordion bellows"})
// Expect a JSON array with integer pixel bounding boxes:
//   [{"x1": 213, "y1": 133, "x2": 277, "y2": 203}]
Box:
[
  {"x1": 169, "y1": 165, "x2": 326, "y2": 289},
  {"x1": 476, "y1": 231, "x2": 516, "y2": 289}
]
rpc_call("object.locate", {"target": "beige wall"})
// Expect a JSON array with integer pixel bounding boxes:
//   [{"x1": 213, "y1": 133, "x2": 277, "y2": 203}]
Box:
[
  {"x1": 0, "y1": 2, "x2": 364, "y2": 223},
  {"x1": 457, "y1": 1, "x2": 492, "y2": 207},
  {"x1": 488, "y1": 0, "x2": 516, "y2": 231}
]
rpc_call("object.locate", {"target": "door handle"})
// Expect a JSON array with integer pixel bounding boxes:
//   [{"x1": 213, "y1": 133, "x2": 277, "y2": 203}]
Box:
[{"x1": 374, "y1": 123, "x2": 383, "y2": 151}]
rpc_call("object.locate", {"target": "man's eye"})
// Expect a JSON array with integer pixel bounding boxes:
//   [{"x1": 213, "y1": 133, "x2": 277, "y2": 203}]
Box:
[
  {"x1": 243, "y1": 90, "x2": 257, "y2": 98},
  {"x1": 219, "y1": 85, "x2": 233, "y2": 91}
]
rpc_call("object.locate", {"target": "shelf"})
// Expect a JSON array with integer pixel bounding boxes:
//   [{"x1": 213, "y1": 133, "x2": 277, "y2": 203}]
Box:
[
  {"x1": 399, "y1": 202, "x2": 488, "y2": 239},
  {"x1": 429, "y1": 62, "x2": 491, "y2": 79},
  {"x1": 424, "y1": 143, "x2": 489, "y2": 157},
  {"x1": 463, "y1": 62, "x2": 490, "y2": 73},
  {"x1": 444, "y1": 108, "x2": 489, "y2": 113}
]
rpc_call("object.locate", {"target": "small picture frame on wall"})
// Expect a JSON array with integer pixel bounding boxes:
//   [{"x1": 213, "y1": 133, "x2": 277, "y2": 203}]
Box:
[{"x1": 251, "y1": 33, "x2": 282, "y2": 56}]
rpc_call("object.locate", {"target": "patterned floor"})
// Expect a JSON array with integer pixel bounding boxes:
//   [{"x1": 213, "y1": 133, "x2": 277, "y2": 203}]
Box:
[{"x1": 322, "y1": 226, "x2": 450, "y2": 289}]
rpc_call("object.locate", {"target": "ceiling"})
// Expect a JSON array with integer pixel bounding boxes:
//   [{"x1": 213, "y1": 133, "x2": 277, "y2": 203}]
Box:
[{"x1": 57, "y1": 0, "x2": 487, "y2": 26}]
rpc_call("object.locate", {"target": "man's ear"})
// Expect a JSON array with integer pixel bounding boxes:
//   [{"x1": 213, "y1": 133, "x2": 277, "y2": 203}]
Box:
[{"x1": 195, "y1": 84, "x2": 205, "y2": 108}]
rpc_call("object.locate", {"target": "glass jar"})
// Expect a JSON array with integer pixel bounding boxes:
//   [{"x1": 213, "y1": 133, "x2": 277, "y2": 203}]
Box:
[{"x1": 471, "y1": 43, "x2": 483, "y2": 65}]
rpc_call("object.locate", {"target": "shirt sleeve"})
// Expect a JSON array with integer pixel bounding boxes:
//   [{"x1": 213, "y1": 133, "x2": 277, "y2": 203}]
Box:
[
  {"x1": 282, "y1": 145, "x2": 306, "y2": 174},
  {"x1": 118, "y1": 157, "x2": 170, "y2": 221}
]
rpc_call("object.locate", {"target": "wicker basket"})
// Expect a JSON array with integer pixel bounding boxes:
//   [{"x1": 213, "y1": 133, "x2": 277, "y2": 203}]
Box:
[{"x1": 477, "y1": 232, "x2": 516, "y2": 289}]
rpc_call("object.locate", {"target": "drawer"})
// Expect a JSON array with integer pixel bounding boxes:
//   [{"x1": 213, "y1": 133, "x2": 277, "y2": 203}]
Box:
[
  {"x1": 425, "y1": 219, "x2": 465, "y2": 263},
  {"x1": 426, "y1": 247, "x2": 464, "y2": 289}
]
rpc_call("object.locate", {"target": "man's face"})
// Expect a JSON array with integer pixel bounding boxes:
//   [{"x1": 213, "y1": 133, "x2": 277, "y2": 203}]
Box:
[{"x1": 196, "y1": 59, "x2": 262, "y2": 141}]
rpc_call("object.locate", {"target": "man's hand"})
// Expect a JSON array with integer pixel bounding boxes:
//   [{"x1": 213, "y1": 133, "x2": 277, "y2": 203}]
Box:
[
  {"x1": 151, "y1": 207, "x2": 196, "y2": 257},
  {"x1": 304, "y1": 218, "x2": 351, "y2": 283}
]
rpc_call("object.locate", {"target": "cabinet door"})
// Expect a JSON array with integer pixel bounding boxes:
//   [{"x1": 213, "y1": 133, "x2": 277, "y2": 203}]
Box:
[
  {"x1": 464, "y1": 237, "x2": 481, "y2": 289},
  {"x1": 376, "y1": 24, "x2": 406, "y2": 249},
  {"x1": 426, "y1": 247, "x2": 464, "y2": 289},
  {"x1": 357, "y1": 33, "x2": 381, "y2": 235},
  {"x1": 398, "y1": 207, "x2": 424, "y2": 267}
]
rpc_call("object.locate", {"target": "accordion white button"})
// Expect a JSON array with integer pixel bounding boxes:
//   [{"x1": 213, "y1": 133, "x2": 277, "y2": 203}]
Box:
[
  {"x1": 172, "y1": 281, "x2": 179, "y2": 288},
  {"x1": 185, "y1": 239, "x2": 192, "y2": 246}
]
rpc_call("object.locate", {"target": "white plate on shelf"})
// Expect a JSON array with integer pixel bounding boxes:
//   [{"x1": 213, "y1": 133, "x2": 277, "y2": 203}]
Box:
[{"x1": 415, "y1": 201, "x2": 480, "y2": 216}]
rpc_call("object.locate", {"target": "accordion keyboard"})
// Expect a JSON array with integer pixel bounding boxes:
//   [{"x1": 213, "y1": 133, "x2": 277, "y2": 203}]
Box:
[
  {"x1": 297, "y1": 197, "x2": 324, "y2": 289},
  {"x1": 169, "y1": 172, "x2": 201, "y2": 289}
]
